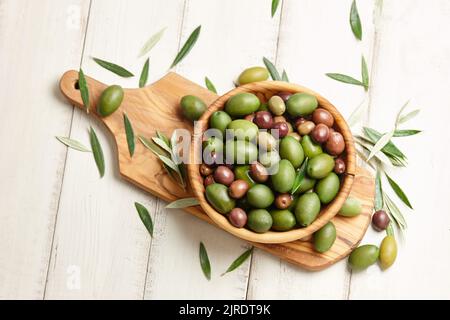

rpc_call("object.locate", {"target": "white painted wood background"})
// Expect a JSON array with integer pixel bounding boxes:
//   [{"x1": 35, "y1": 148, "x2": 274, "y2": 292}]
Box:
[{"x1": 0, "y1": 0, "x2": 449, "y2": 299}]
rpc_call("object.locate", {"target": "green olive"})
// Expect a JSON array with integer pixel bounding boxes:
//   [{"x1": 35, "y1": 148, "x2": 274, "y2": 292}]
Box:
[
  {"x1": 258, "y1": 103, "x2": 269, "y2": 112},
  {"x1": 225, "y1": 140, "x2": 258, "y2": 165},
  {"x1": 98, "y1": 85, "x2": 124, "y2": 117},
  {"x1": 247, "y1": 184, "x2": 275, "y2": 208},
  {"x1": 348, "y1": 245, "x2": 380, "y2": 270},
  {"x1": 202, "y1": 136, "x2": 224, "y2": 154},
  {"x1": 238, "y1": 67, "x2": 269, "y2": 85},
  {"x1": 234, "y1": 165, "x2": 256, "y2": 187},
  {"x1": 210, "y1": 111, "x2": 232, "y2": 136},
  {"x1": 225, "y1": 93, "x2": 260, "y2": 117},
  {"x1": 270, "y1": 209, "x2": 296, "y2": 231},
  {"x1": 286, "y1": 93, "x2": 318, "y2": 117},
  {"x1": 294, "y1": 176, "x2": 317, "y2": 194},
  {"x1": 379, "y1": 235, "x2": 397, "y2": 270},
  {"x1": 295, "y1": 192, "x2": 321, "y2": 226},
  {"x1": 271, "y1": 159, "x2": 296, "y2": 193},
  {"x1": 315, "y1": 172, "x2": 340, "y2": 204},
  {"x1": 307, "y1": 153, "x2": 335, "y2": 179},
  {"x1": 247, "y1": 209, "x2": 273, "y2": 233},
  {"x1": 338, "y1": 197, "x2": 362, "y2": 217},
  {"x1": 279, "y1": 136, "x2": 305, "y2": 168},
  {"x1": 300, "y1": 135, "x2": 323, "y2": 158},
  {"x1": 180, "y1": 95, "x2": 207, "y2": 121},
  {"x1": 227, "y1": 119, "x2": 259, "y2": 141},
  {"x1": 259, "y1": 151, "x2": 280, "y2": 168},
  {"x1": 205, "y1": 183, "x2": 236, "y2": 214},
  {"x1": 268, "y1": 96, "x2": 286, "y2": 116},
  {"x1": 313, "y1": 222, "x2": 336, "y2": 253}
]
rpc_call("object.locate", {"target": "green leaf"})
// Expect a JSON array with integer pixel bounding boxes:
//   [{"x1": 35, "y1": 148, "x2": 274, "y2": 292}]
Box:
[
  {"x1": 158, "y1": 155, "x2": 179, "y2": 173},
  {"x1": 393, "y1": 129, "x2": 421, "y2": 137},
  {"x1": 139, "y1": 136, "x2": 168, "y2": 156},
  {"x1": 383, "y1": 193, "x2": 407, "y2": 230},
  {"x1": 263, "y1": 57, "x2": 281, "y2": 81},
  {"x1": 395, "y1": 100, "x2": 411, "y2": 128},
  {"x1": 222, "y1": 247, "x2": 253, "y2": 276},
  {"x1": 347, "y1": 98, "x2": 368, "y2": 127},
  {"x1": 271, "y1": 0, "x2": 281, "y2": 17},
  {"x1": 386, "y1": 223, "x2": 395, "y2": 236},
  {"x1": 326, "y1": 73, "x2": 365, "y2": 87},
  {"x1": 199, "y1": 242, "x2": 211, "y2": 281},
  {"x1": 166, "y1": 197, "x2": 200, "y2": 209},
  {"x1": 139, "y1": 58, "x2": 149, "y2": 88},
  {"x1": 355, "y1": 137, "x2": 394, "y2": 167},
  {"x1": 281, "y1": 69, "x2": 289, "y2": 82},
  {"x1": 367, "y1": 129, "x2": 395, "y2": 161},
  {"x1": 93, "y1": 57, "x2": 134, "y2": 77},
  {"x1": 291, "y1": 158, "x2": 309, "y2": 194},
  {"x1": 375, "y1": 170, "x2": 383, "y2": 211},
  {"x1": 123, "y1": 113, "x2": 135, "y2": 157},
  {"x1": 363, "y1": 127, "x2": 407, "y2": 160},
  {"x1": 78, "y1": 68, "x2": 90, "y2": 113},
  {"x1": 56, "y1": 136, "x2": 90, "y2": 152},
  {"x1": 350, "y1": 0, "x2": 362, "y2": 40},
  {"x1": 135, "y1": 202, "x2": 153, "y2": 237},
  {"x1": 205, "y1": 76, "x2": 217, "y2": 94},
  {"x1": 361, "y1": 55, "x2": 369, "y2": 90},
  {"x1": 170, "y1": 25, "x2": 201, "y2": 68},
  {"x1": 138, "y1": 27, "x2": 166, "y2": 58},
  {"x1": 156, "y1": 131, "x2": 171, "y2": 148},
  {"x1": 89, "y1": 127, "x2": 105, "y2": 178},
  {"x1": 152, "y1": 137, "x2": 173, "y2": 155},
  {"x1": 398, "y1": 109, "x2": 420, "y2": 125},
  {"x1": 385, "y1": 173, "x2": 413, "y2": 209}
]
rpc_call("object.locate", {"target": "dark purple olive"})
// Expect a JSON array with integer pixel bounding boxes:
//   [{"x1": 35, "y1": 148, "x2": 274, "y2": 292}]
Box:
[
  {"x1": 295, "y1": 117, "x2": 307, "y2": 127},
  {"x1": 250, "y1": 161, "x2": 269, "y2": 183},
  {"x1": 253, "y1": 111, "x2": 274, "y2": 129},
  {"x1": 326, "y1": 131, "x2": 345, "y2": 156},
  {"x1": 214, "y1": 166, "x2": 235, "y2": 186},
  {"x1": 372, "y1": 210, "x2": 391, "y2": 231},
  {"x1": 204, "y1": 175, "x2": 215, "y2": 187},
  {"x1": 228, "y1": 208, "x2": 248, "y2": 228},
  {"x1": 334, "y1": 158, "x2": 346, "y2": 174},
  {"x1": 276, "y1": 92, "x2": 292, "y2": 103},
  {"x1": 229, "y1": 179, "x2": 250, "y2": 199},
  {"x1": 312, "y1": 108, "x2": 334, "y2": 127},
  {"x1": 200, "y1": 163, "x2": 214, "y2": 176},
  {"x1": 311, "y1": 123, "x2": 330, "y2": 143},
  {"x1": 271, "y1": 122, "x2": 289, "y2": 138}
]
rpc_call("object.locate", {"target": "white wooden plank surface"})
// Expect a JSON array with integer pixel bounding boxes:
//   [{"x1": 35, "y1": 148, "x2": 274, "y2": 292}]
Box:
[
  {"x1": 0, "y1": 0, "x2": 90, "y2": 299},
  {"x1": 349, "y1": 0, "x2": 450, "y2": 299}
]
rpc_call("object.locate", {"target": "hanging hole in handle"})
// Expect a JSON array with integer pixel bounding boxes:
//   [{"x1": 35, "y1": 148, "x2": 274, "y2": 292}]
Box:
[{"x1": 74, "y1": 81, "x2": 80, "y2": 90}]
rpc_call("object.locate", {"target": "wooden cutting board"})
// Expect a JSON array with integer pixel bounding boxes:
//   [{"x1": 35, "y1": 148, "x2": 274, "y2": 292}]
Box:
[{"x1": 60, "y1": 70, "x2": 375, "y2": 271}]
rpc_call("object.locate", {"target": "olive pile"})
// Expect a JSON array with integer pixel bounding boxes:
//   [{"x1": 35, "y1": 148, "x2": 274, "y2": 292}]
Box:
[{"x1": 199, "y1": 90, "x2": 347, "y2": 237}]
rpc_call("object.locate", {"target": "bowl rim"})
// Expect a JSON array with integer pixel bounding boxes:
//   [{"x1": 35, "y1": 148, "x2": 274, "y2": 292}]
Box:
[{"x1": 188, "y1": 81, "x2": 356, "y2": 244}]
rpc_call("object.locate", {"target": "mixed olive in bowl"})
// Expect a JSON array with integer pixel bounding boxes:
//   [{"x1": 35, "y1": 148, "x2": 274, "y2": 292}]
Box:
[{"x1": 188, "y1": 81, "x2": 355, "y2": 244}]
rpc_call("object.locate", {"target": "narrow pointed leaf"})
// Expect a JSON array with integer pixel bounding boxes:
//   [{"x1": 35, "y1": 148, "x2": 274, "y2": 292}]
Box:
[
  {"x1": 138, "y1": 27, "x2": 166, "y2": 58},
  {"x1": 395, "y1": 100, "x2": 411, "y2": 127},
  {"x1": 170, "y1": 25, "x2": 201, "y2": 68},
  {"x1": 350, "y1": 0, "x2": 362, "y2": 40},
  {"x1": 291, "y1": 158, "x2": 309, "y2": 194},
  {"x1": 135, "y1": 202, "x2": 153, "y2": 237},
  {"x1": 166, "y1": 197, "x2": 199, "y2": 209},
  {"x1": 139, "y1": 136, "x2": 168, "y2": 156},
  {"x1": 222, "y1": 247, "x2": 253, "y2": 276},
  {"x1": 123, "y1": 113, "x2": 135, "y2": 157},
  {"x1": 152, "y1": 137, "x2": 173, "y2": 155},
  {"x1": 158, "y1": 155, "x2": 179, "y2": 173},
  {"x1": 89, "y1": 127, "x2": 105, "y2": 178},
  {"x1": 263, "y1": 57, "x2": 281, "y2": 81},
  {"x1": 282, "y1": 69, "x2": 289, "y2": 82},
  {"x1": 205, "y1": 76, "x2": 217, "y2": 93},
  {"x1": 199, "y1": 242, "x2": 211, "y2": 280},
  {"x1": 271, "y1": 0, "x2": 281, "y2": 17},
  {"x1": 375, "y1": 170, "x2": 383, "y2": 211},
  {"x1": 78, "y1": 68, "x2": 90, "y2": 113},
  {"x1": 393, "y1": 129, "x2": 421, "y2": 137},
  {"x1": 156, "y1": 130, "x2": 171, "y2": 148},
  {"x1": 384, "y1": 193, "x2": 407, "y2": 229},
  {"x1": 56, "y1": 136, "x2": 90, "y2": 152},
  {"x1": 398, "y1": 109, "x2": 420, "y2": 125},
  {"x1": 385, "y1": 173, "x2": 413, "y2": 209},
  {"x1": 326, "y1": 73, "x2": 365, "y2": 87},
  {"x1": 139, "y1": 58, "x2": 149, "y2": 88},
  {"x1": 347, "y1": 98, "x2": 368, "y2": 127},
  {"x1": 368, "y1": 130, "x2": 395, "y2": 161},
  {"x1": 363, "y1": 127, "x2": 407, "y2": 160},
  {"x1": 361, "y1": 55, "x2": 369, "y2": 90},
  {"x1": 93, "y1": 57, "x2": 134, "y2": 77}
]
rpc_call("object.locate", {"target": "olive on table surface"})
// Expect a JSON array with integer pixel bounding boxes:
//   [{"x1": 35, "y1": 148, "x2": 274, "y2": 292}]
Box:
[
  {"x1": 315, "y1": 172, "x2": 340, "y2": 204},
  {"x1": 228, "y1": 208, "x2": 248, "y2": 228},
  {"x1": 227, "y1": 119, "x2": 259, "y2": 141},
  {"x1": 200, "y1": 163, "x2": 214, "y2": 176},
  {"x1": 311, "y1": 123, "x2": 330, "y2": 144},
  {"x1": 334, "y1": 158, "x2": 346, "y2": 174},
  {"x1": 225, "y1": 140, "x2": 258, "y2": 165},
  {"x1": 307, "y1": 153, "x2": 335, "y2": 179},
  {"x1": 225, "y1": 93, "x2": 260, "y2": 117},
  {"x1": 268, "y1": 95, "x2": 286, "y2": 116},
  {"x1": 258, "y1": 151, "x2": 280, "y2": 169},
  {"x1": 287, "y1": 132, "x2": 301, "y2": 142},
  {"x1": 372, "y1": 210, "x2": 390, "y2": 231},
  {"x1": 294, "y1": 176, "x2": 317, "y2": 194},
  {"x1": 312, "y1": 108, "x2": 334, "y2": 127},
  {"x1": 180, "y1": 95, "x2": 207, "y2": 121},
  {"x1": 247, "y1": 209, "x2": 273, "y2": 233},
  {"x1": 244, "y1": 113, "x2": 255, "y2": 122},
  {"x1": 238, "y1": 67, "x2": 269, "y2": 85},
  {"x1": 313, "y1": 222, "x2": 336, "y2": 253},
  {"x1": 276, "y1": 92, "x2": 292, "y2": 102},
  {"x1": 234, "y1": 165, "x2": 256, "y2": 187},
  {"x1": 270, "y1": 209, "x2": 296, "y2": 231},
  {"x1": 286, "y1": 93, "x2": 318, "y2": 117},
  {"x1": 249, "y1": 161, "x2": 269, "y2": 183},
  {"x1": 210, "y1": 111, "x2": 232, "y2": 136},
  {"x1": 273, "y1": 115, "x2": 287, "y2": 123},
  {"x1": 295, "y1": 192, "x2": 321, "y2": 227},
  {"x1": 297, "y1": 121, "x2": 316, "y2": 136},
  {"x1": 98, "y1": 85, "x2": 124, "y2": 117},
  {"x1": 338, "y1": 197, "x2": 362, "y2": 217},
  {"x1": 271, "y1": 122, "x2": 289, "y2": 138},
  {"x1": 348, "y1": 245, "x2": 380, "y2": 270},
  {"x1": 301, "y1": 135, "x2": 323, "y2": 158},
  {"x1": 204, "y1": 175, "x2": 215, "y2": 187},
  {"x1": 326, "y1": 131, "x2": 345, "y2": 156},
  {"x1": 275, "y1": 193, "x2": 293, "y2": 209},
  {"x1": 271, "y1": 159, "x2": 296, "y2": 193},
  {"x1": 279, "y1": 136, "x2": 305, "y2": 168},
  {"x1": 257, "y1": 131, "x2": 278, "y2": 151},
  {"x1": 246, "y1": 184, "x2": 275, "y2": 208},
  {"x1": 253, "y1": 111, "x2": 274, "y2": 129},
  {"x1": 228, "y1": 179, "x2": 250, "y2": 199},
  {"x1": 205, "y1": 183, "x2": 236, "y2": 214},
  {"x1": 214, "y1": 166, "x2": 235, "y2": 186},
  {"x1": 379, "y1": 235, "x2": 397, "y2": 270}
]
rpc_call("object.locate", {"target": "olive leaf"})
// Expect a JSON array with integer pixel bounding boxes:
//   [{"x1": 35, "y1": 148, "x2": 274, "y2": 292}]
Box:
[
  {"x1": 383, "y1": 192, "x2": 407, "y2": 230},
  {"x1": 170, "y1": 25, "x2": 201, "y2": 68},
  {"x1": 89, "y1": 127, "x2": 105, "y2": 178},
  {"x1": 139, "y1": 58, "x2": 149, "y2": 88},
  {"x1": 355, "y1": 137, "x2": 392, "y2": 167},
  {"x1": 166, "y1": 197, "x2": 200, "y2": 209},
  {"x1": 56, "y1": 136, "x2": 91, "y2": 152},
  {"x1": 350, "y1": 0, "x2": 362, "y2": 40},
  {"x1": 367, "y1": 129, "x2": 395, "y2": 161},
  {"x1": 385, "y1": 173, "x2": 413, "y2": 209},
  {"x1": 263, "y1": 57, "x2": 281, "y2": 81},
  {"x1": 78, "y1": 68, "x2": 90, "y2": 113},
  {"x1": 395, "y1": 100, "x2": 411, "y2": 127},
  {"x1": 386, "y1": 223, "x2": 395, "y2": 237},
  {"x1": 361, "y1": 55, "x2": 369, "y2": 90},
  {"x1": 123, "y1": 113, "x2": 135, "y2": 157},
  {"x1": 199, "y1": 242, "x2": 211, "y2": 281},
  {"x1": 205, "y1": 76, "x2": 217, "y2": 94},
  {"x1": 138, "y1": 27, "x2": 166, "y2": 58},
  {"x1": 363, "y1": 127, "x2": 407, "y2": 163},
  {"x1": 282, "y1": 70, "x2": 289, "y2": 82},
  {"x1": 398, "y1": 109, "x2": 420, "y2": 125},
  {"x1": 135, "y1": 202, "x2": 153, "y2": 237},
  {"x1": 156, "y1": 130, "x2": 171, "y2": 148},
  {"x1": 393, "y1": 129, "x2": 421, "y2": 137},
  {"x1": 93, "y1": 57, "x2": 134, "y2": 77},
  {"x1": 326, "y1": 73, "x2": 366, "y2": 88},
  {"x1": 152, "y1": 137, "x2": 173, "y2": 154},
  {"x1": 375, "y1": 170, "x2": 383, "y2": 211},
  {"x1": 222, "y1": 247, "x2": 253, "y2": 276},
  {"x1": 291, "y1": 158, "x2": 309, "y2": 194},
  {"x1": 139, "y1": 135, "x2": 168, "y2": 156},
  {"x1": 271, "y1": 0, "x2": 281, "y2": 17},
  {"x1": 347, "y1": 98, "x2": 368, "y2": 128}
]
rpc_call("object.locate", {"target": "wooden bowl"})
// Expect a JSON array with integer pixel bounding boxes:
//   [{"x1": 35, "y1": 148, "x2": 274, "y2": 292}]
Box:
[{"x1": 188, "y1": 81, "x2": 355, "y2": 244}]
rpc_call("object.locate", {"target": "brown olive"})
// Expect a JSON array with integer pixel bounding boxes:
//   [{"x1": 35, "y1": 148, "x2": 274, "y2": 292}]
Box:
[
  {"x1": 297, "y1": 121, "x2": 316, "y2": 136},
  {"x1": 275, "y1": 193, "x2": 293, "y2": 209},
  {"x1": 244, "y1": 113, "x2": 255, "y2": 122},
  {"x1": 250, "y1": 161, "x2": 269, "y2": 183},
  {"x1": 286, "y1": 122, "x2": 294, "y2": 134},
  {"x1": 312, "y1": 108, "x2": 334, "y2": 127},
  {"x1": 204, "y1": 175, "x2": 215, "y2": 187},
  {"x1": 334, "y1": 158, "x2": 346, "y2": 174},
  {"x1": 276, "y1": 92, "x2": 292, "y2": 103},
  {"x1": 253, "y1": 111, "x2": 274, "y2": 129},
  {"x1": 372, "y1": 210, "x2": 390, "y2": 231},
  {"x1": 229, "y1": 179, "x2": 250, "y2": 199},
  {"x1": 295, "y1": 117, "x2": 307, "y2": 127},
  {"x1": 228, "y1": 208, "x2": 248, "y2": 228},
  {"x1": 271, "y1": 122, "x2": 289, "y2": 138},
  {"x1": 326, "y1": 131, "x2": 345, "y2": 156},
  {"x1": 200, "y1": 163, "x2": 214, "y2": 176},
  {"x1": 287, "y1": 132, "x2": 301, "y2": 141},
  {"x1": 273, "y1": 115, "x2": 287, "y2": 123},
  {"x1": 214, "y1": 166, "x2": 235, "y2": 186},
  {"x1": 311, "y1": 123, "x2": 330, "y2": 143}
]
